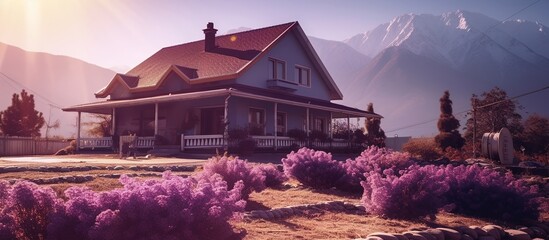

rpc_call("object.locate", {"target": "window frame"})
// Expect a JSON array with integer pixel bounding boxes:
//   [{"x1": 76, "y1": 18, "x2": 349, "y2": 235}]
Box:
[
  {"x1": 248, "y1": 107, "x2": 266, "y2": 136},
  {"x1": 295, "y1": 65, "x2": 311, "y2": 87},
  {"x1": 268, "y1": 58, "x2": 287, "y2": 81},
  {"x1": 276, "y1": 111, "x2": 287, "y2": 136}
]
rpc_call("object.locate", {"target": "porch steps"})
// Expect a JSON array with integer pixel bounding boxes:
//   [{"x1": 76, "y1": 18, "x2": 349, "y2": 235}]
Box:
[{"x1": 147, "y1": 145, "x2": 181, "y2": 157}]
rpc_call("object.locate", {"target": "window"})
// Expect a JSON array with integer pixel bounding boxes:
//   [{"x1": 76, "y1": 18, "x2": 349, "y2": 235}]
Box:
[
  {"x1": 276, "y1": 112, "x2": 287, "y2": 136},
  {"x1": 314, "y1": 117, "x2": 326, "y2": 133},
  {"x1": 295, "y1": 66, "x2": 311, "y2": 87},
  {"x1": 248, "y1": 108, "x2": 265, "y2": 135},
  {"x1": 268, "y1": 58, "x2": 286, "y2": 80}
]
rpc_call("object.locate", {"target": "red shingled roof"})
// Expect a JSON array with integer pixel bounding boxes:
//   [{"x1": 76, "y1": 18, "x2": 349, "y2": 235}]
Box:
[{"x1": 96, "y1": 22, "x2": 297, "y2": 97}]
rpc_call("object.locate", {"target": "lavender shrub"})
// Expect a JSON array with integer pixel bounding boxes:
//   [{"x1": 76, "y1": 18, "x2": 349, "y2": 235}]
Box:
[
  {"x1": 361, "y1": 165, "x2": 449, "y2": 219},
  {"x1": 256, "y1": 163, "x2": 288, "y2": 188},
  {"x1": 282, "y1": 148, "x2": 346, "y2": 189},
  {"x1": 338, "y1": 147, "x2": 414, "y2": 193},
  {"x1": 442, "y1": 165, "x2": 542, "y2": 221},
  {"x1": 200, "y1": 155, "x2": 266, "y2": 199},
  {"x1": 0, "y1": 180, "x2": 63, "y2": 240}
]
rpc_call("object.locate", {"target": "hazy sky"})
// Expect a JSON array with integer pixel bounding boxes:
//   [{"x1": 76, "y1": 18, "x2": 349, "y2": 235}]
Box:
[{"x1": 1, "y1": 0, "x2": 548, "y2": 71}]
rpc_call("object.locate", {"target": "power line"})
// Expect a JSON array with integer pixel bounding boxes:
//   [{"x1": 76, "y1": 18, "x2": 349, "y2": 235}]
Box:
[
  {"x1": 385, "y1": 84, "x2": 549, "y2": 133},
  {"x1": 483, "y1": 0, "x2": 542, "y2": 33},
  {"x1": 0, "y1": 71, "x2": 63, "y2": 109}
]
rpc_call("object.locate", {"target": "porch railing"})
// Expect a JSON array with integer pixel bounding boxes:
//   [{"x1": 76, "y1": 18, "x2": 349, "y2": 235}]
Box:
[
  {"x1": 180, "y1": 134, "x2": 354, "y2": 151},
  {"x1": 79, "y1": 137, "x2": 113, "y2": 149},
  {"x1": 181, "y1": 134, "x2": 225, "y2": 151},
  {"x1": 79, "y1": 136, "x2": 155, "y2": 149}
]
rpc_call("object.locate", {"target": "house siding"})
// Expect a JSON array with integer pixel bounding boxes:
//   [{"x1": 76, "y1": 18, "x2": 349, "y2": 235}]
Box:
[{"x1": 236, "y1": 32, "x2": 332, "y2": 101}]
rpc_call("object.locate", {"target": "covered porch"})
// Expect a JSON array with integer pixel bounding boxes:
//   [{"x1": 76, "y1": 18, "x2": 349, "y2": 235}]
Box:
[{"x1": 63, "y1": 88, "x2": 381, "y2": 153}]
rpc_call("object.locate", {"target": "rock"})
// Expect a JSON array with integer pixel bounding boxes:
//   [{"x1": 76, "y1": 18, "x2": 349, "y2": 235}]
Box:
[
  {"x1": 424, "y1": 229, "x2": 444, "y2": 240},
  {"x1": 478, "y1": 236, "x2": 496, "y2": 240},
  {"x1": 368, "y1": 232, "x2": 399, "y2": 240},
  {"x1": 113, "y1": 166, "x2": 124, "y2": 170},
  {"x1": 271, "y1": 209, "x2": 282, "y2": 218},
  {"x1": 504, "y1": 230, "x2": 531, "y2": 240},
  {"x1": 365, "y1": 237, "x2": 383, "y2": 240},
  {"x1": 470, "y1": 226, "x2": 489, "y2": 237},
  {"x1": 265, "y1": 211, "x2": 274, "y2": 219},
  {"x1": 436, "y1": 228, "x2": 461, "y2": 240},
  {"x1": 528, "y1": 227, "x2": 547, "y2": 238},
  {"x1": 461, "y1": 234, "x2": 474, "y2": 240},
  {"x1": 456, "y1": 226, "x2": 478, "y2": 239},
  {"x1": 392, "y1": 233, "x2": 409, "y2": 240},
  {"x1": 403, "y1": 232, "x2": 427, "y2": 240},
  {"x1": 518, "y1": 227, "x2": 535, "y2": 238},
  {"x1": 482, "y1": 225, "x2": 503, "y2": 240}
]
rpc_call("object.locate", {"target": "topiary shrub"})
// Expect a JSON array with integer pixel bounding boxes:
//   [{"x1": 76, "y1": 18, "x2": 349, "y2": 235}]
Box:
[
  {"x1": 282, "y1": 148, "x2": 346, "y2": 189},
  {"x1": 442, "y1": 164, "x2": 542, "y2": 221},
  {"x1": 200, "y1": 155, "x2": 266, "y2": 199},
  {"x1": 361, "y1": 165, "x2": 448, "y2": 219}
]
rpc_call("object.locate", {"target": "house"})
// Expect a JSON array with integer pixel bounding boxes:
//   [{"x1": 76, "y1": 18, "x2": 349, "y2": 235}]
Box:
[{"x1": 63, "y1": 21, "x2": 382, "y2": 152}]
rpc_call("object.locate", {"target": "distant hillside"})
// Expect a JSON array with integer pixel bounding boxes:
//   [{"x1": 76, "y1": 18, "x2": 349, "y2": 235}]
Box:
[{"x1": 0, "y1": 42, "x2": 115, "y2": 137}]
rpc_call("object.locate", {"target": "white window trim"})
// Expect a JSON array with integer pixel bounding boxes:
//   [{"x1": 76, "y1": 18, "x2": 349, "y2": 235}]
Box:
[
  {"x1": 295, "y1": 64, "x2": 311, "y2": 88},
  {"x1": 268, "y1": 58, "x2": 287, "y2": 81}
]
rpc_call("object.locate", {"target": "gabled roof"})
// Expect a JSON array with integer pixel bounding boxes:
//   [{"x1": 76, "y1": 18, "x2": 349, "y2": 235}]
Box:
[{"x1": 95, "y1": 22, "x2": 343, "y2": 100}]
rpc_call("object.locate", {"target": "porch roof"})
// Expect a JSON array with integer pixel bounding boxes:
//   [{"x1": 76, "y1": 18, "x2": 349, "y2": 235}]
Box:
[{"x1": 63, "y1": 88, "x2": 382, "y2": 118}]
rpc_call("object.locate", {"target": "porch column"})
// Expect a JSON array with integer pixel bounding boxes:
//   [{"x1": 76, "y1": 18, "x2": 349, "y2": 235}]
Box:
[
  {"x1": 76, "y1": 111, "x2": 81, "y2": 151},
  {"x1": 111, "y1": 108, "x2": 116, "y2": 136},
  {"x1": 224, "y1": 94, "x2": 231, "y2": 152},
  {"x1": 329, "y1": 112, "x2": 333, "y2": 139},
  {"x1": 306, "y1": 107, "x2": 310, "y2": 137},
  {"x1": 347, "y1": 114, "x2": 351, "y2": 147},
  {"x1": 154, "y1": 103, "x2": 159, "y2": 136},
  {"x1": 274, "y1": 102, "x2": 278, "y2": 151}
]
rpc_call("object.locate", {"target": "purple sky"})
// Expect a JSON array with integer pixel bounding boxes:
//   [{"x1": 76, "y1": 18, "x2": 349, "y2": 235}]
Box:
[{"x1": 1, "y1": 0, "x2": 548, "y2": 71}]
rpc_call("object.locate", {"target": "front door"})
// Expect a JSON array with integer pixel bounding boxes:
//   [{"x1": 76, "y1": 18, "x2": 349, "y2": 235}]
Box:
[{"x1": 200, "y1": 107, "x2": 224, "y2": 135}]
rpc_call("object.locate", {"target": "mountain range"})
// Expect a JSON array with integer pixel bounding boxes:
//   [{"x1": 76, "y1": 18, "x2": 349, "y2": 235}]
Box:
[
  {"x1": 1, "y1": 10, "x2": 548, "y2": 138},
  {"x1": 312, "y1": 10, "x2": 549, "y2": 137}
]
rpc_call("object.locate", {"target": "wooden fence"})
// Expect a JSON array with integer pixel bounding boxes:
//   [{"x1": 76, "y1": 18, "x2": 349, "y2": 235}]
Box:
[{"x1": 0, "y1": 136, "x2": 69, "y2": 156}]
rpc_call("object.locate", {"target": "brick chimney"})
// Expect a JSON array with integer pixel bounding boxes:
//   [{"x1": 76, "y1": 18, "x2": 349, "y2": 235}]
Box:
[{"x1": 203, "y1": 22, "x2": 218, "y2": 52}]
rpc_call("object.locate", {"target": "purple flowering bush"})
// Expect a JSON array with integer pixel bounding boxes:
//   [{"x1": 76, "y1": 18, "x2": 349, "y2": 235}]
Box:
[
  {"x1": 200, "y1": 155, "x2": 266, "y2": 199},
  {"x1": 338, "y1": 147, "x2": 414, "y2": 193},
  {"x1": 1, "y1": 172, "x2": 246, "y2": 240},
  {"x1": 361, "y1": 165, "x2": 449, "y2": 219},
  {"x1": 0, "y1": 180, "x2": 63, "y2": 240},
  {"x1": 256, "y1": 163, "x2": 288, "y2": 188},
  {"x1": 442, "y1": 165, "x2": 542, "y2": 221},
  {"x1": 282, "y1": 148, "x2": 346, "y2": 189}
]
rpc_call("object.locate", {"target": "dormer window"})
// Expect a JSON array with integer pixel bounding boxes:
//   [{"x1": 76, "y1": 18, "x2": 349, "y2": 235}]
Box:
[
  {"x1": 268, "y1": 58, "x2": 286, "y2": 80},
  {"x1": 295, "y1": 65, "x2": 311, "y2": 87}
]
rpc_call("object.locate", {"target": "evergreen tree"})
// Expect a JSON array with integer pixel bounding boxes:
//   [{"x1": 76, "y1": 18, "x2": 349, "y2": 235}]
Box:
[
  {"x1": 365, "y1": 103, "x2": 386, "y2": 147},
  {"x1": 434, "y1": 90, "x2": 465, "y2": 150},
  {"x1": 0, "y1": 90, "x2": 45, "y2": 137}
]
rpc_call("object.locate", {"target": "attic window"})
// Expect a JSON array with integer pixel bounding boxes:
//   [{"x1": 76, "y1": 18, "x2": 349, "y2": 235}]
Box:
[
  {"x1": 295, "y1": 65, "x2": 311, "y2": 87},
  {"x1": 268, "y1": 58, "x2": 286, "y2": 80}
]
